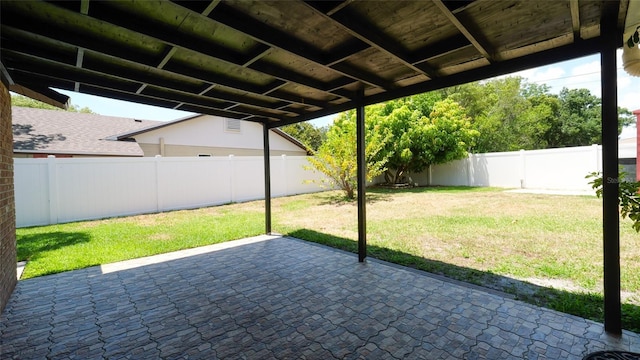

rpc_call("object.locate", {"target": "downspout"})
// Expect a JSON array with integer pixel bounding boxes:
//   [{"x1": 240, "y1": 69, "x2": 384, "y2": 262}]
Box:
[{"x1": 159, "y1": 137, "x2": 165, "y2": 157}]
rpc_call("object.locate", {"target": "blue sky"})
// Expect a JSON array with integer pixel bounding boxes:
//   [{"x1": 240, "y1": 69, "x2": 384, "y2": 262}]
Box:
[{"x1": 55, "y1": 51, "x2": 639, "y2": 135}]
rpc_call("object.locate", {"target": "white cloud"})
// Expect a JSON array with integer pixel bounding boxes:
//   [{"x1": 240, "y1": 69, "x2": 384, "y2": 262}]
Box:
[{"x1": 618, "y1": 74, "x2": 631, "y2": 90}]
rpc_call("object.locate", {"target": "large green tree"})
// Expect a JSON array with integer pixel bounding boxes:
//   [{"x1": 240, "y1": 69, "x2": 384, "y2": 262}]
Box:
[
  {"x1": 368, "y1": 95, "x2": 478, "y2": 184},
  {"x1": 279, "y1": 122, "x2": 327, "y2": 152},
  {"x1": 306, "y1": 110, "x2": 389, "y2": 199},
  {"x1": 548, "y1": 88, "x2": 634, "y2": 147},
  {"x1": 441, "y1": 78, "x2": 634, "y2": 152},
  {"x1": 11, "y1": 94, "x2": 94, "y2": 113}
]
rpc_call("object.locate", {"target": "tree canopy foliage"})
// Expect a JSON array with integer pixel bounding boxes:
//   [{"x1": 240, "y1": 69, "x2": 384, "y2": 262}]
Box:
[
  {"x1": 305, "y1": 110, "x2": 388, "y2": 198},
  {"x1": 11, "y1": 94, "x2": 95, "y2": 113},
  {"x1": 306, "y1": 96, "x2": 478, "y2": 194},
  {"x1": 278, "y1": 122, "x2": 327, "y2": 152},
  {"x1": 368, "y1": 95, "x2": 478, "y2": 184},
  {"x1": 440, "y1": 77, "x2": 634, "y2": 153}
]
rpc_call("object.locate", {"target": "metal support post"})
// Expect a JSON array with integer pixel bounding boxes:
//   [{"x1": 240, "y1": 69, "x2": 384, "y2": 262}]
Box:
[
  {"x1": 356, "y1": 89, "x2": 367, "y2": 262},
  {"x1": 263, "y1": 123, "x2": 272, "y2": 235},
  {"x1": 600, "y1": 7, "x2": 621, "y2": 335}
]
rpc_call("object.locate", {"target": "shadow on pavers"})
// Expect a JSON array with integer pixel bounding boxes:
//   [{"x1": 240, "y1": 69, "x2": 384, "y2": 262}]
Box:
[{"x1": 287, "y1": 228, "x2": 640, "y2": 334}]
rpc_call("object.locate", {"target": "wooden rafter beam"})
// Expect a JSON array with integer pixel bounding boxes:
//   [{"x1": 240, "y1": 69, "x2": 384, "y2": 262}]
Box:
[
  {"x1": 433, "y1": 0, "x2": 495, "y2": 62},
  {"x1": 135, "y1": 0, "x2": 220, "y2": 95},
  {"x1": 570, "y1": 0, "x2": 581, "y2": 41},
  {"x1": 8, "y1": 81, "x2": 70, "y2": 110},
  {"x1": 2, "y1": 50, "x2": 295, "y2": 121},
  {"x1": 304, "y1": 1, "x2": 438, "y2": 79},
  {"x1": 273, "y1": 35, "x2": 605, "y2": 128},
  {"x1": 206, "y1": 2, "x2": 395, "y2": 90},
  {"x1": 12, "y1": 69, "x2": 274, "y2": 123},
  {"x1": 74, "y1": 0, "x2": 91, "y2": 92},
  {"x1": 1, "y1": 38, "x2": 301, "y2": 114},
  {"x1": 1, "y1": 0, "x2": 347, "y2": 105},
  {"x1": 0, "y1": 21, "x2": 326, "y2": 112},
  {"x1": 85, "y1": 1, "x2": 354, "y2": 100}
]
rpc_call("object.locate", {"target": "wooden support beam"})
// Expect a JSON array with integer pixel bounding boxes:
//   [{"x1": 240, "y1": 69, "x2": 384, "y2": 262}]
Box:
[
  {"x1": 304, "y1": 1, "x2": 438, "y2": 79},
  {"x1": 433, "y1": 0, "x2": 495, "y2": 62},
  {"x1": 208, "y1": 2, "x2": 393, "y2": 90},
  {"x1": 570, "y1": 0, "x2": 581, "y2": 41}
]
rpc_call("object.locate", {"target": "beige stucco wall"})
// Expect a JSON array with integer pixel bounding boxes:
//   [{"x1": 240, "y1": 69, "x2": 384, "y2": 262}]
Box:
[
  {"x1": 132, "y1": 115, "x2": 308, "y2": 157},
  {"x1": 138, "y1": 143, "x2": 305, "y2": 157}
]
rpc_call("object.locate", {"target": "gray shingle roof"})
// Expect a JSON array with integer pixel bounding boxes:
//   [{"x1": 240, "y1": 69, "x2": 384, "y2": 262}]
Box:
[{"x1": 12, "y1": 107, "x2": 160, "y2": 156}]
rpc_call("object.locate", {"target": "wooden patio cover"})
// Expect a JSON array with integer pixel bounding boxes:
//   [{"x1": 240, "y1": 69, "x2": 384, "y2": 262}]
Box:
[{"x1": 0, "y1": 0, "x2": 630, "y2": 334}]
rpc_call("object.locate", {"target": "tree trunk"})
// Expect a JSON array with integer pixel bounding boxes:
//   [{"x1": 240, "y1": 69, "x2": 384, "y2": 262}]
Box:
[
  {"x1": 384, "y1": 170, "x2": 393, "y2": 184},
  {"x1": 346, "y1": 186, "x2": 354, "y2": 199},
  {"x1": 394, "y1": 168, "x2": 406, "y2": 184}
]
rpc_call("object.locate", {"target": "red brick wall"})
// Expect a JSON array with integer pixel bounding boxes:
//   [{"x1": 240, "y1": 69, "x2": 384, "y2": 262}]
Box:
[{"x1": 0, "y1": 81, "x2": 16, "y2": 313}]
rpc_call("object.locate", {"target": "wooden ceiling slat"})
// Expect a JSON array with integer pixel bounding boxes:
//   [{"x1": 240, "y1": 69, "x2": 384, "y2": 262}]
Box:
[
  {"x1": 323, "y1": 39, "x2": 371, "y2": 66},
  {"x1": 408, "y1": 34, "x2": 472, "y2": 65}
]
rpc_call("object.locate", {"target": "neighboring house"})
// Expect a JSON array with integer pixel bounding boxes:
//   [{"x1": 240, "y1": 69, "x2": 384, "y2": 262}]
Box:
[
  {"x1": 619, "y1": 135, "x2": 637, "y2": 182},
  {"x1": 617, "y1": 108, "x2": 640, "y2": 181},
  {"x1": 12, "y1": 107, "x2": 309, "y2": 158},
  {"x1": 12, "y1": 107, "x2": 158, "y2": 158},
  {"x1": 111, "y1": 114, "x2": 310, "y2": 157}
]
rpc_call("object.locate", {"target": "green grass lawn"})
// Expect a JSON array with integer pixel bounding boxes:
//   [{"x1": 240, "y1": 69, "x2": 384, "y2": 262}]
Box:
[
  {"x1": 16, "y1": 186, "x2": 640, "y2": 332},
  {"x1": 17, "y1": 208, "x2": 265, "y2": 278}
]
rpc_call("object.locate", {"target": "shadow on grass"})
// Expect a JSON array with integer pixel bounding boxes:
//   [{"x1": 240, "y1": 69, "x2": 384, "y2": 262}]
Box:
[
  {"x1": 17, "y1": 231, "x2": 91, "y2": 261},
  {"x1": 314, "y1": 186, "x2": 488, "y2": 206},
  {"x1": 287, "y1": 228, "x2": 640, "y2": 334},
  {"x1": 368, "y1": 185, "x2": 496, "y2": 195},
  {"x1": 313, "y1": 191, "x2": 393, "y2": 206}
]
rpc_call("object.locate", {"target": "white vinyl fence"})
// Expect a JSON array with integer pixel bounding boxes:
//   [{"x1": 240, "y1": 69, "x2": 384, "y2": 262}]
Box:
[
  {"x1": 15, "y1": 155, "x2": 327, "y2": 228},
  {"x1": 405, "y1": 144, "x2": 607, "y2": 190},
  {"x1": 14, "y1": 144, "x2": 636, "y2": 228}
]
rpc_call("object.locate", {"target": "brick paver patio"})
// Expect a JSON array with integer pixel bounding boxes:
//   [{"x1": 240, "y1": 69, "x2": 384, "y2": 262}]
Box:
[{"x1": 1, "y1": 235, "x2": 639, "y2": 359}]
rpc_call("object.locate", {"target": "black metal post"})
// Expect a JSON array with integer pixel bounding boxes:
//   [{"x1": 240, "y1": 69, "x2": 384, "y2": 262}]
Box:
[
  {"x1": 263, "y1": 123, "x2": 272, "y2": 235},
  {"x1": 600, "y1": 9, "x2": 621, "y2": 335},
  {"x1": 356, "y1": 89, "x2": 366, "y2": 262}
]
